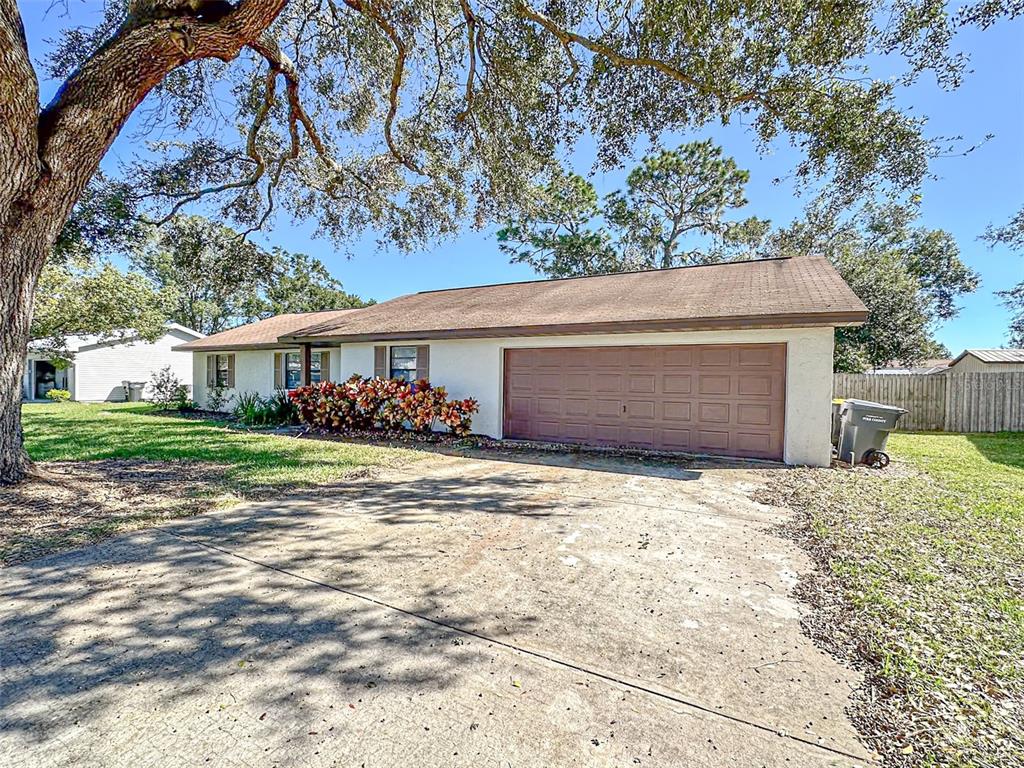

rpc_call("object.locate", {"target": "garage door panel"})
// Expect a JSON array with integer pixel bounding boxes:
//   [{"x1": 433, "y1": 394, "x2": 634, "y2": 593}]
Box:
[
  {"x1": 536, "y1": 398, "x2": 561, "y2": 417},
  {"x1": 663, "y1": 374, "x2": 692, "y2": 394},
  {"x1": 697, "y1": 430, "x2": 731, "y2": 451},
  {"x1": 626, "y1": 400, "x2": 656, "y2": 419},
  {"x1": 735, "y1": 432, "x2": 773, "y2": 454},
  {"x1": 737, "y1": 374, "x2": 775, "y2": 397},
  {"x1": 564, "y1": 398, "x2": 590, "y2": 417},
  {"x1": 699, "y1": 402, "x2": 730, "y2": 423},
  {"x1": 663, "y1": 348, "x2": 695, "y2": 367},
  {"x1": 565, "y1": 373, "x2": 591, "y2": 392},
  {"x1": 503, "y1": 344, "x2": 785, "y2": 460},
  {"x1": 699, "y1": 375, "x2": 733, "y2": 395},
  {"x1": 627, "y1": 427, "x2": 655, "y2": 445},
  {"x1": 628, "y1": 374, "x2": 656, "y2": 394},
  {"x1": 737, "y1": 403, "x2": 772, "y2": 426},
  {"x1": 595, "y1": 399, "x2": 623, "y2": 418},
  {"x1": 738, "y1": 347, "x2": 778, "y2": 366},
  {"x1": 663, "y1": 401, "x2": 692, "y2": 421},
  {"x1": 661, "y1": 428, "x2": 692, "y2": 450},
  {"x1": 699, "y1": 347, "x2": 732, "y2": 366},
  {"x1": 594, "y1": 373, "x2": 623, "y2": 393}
]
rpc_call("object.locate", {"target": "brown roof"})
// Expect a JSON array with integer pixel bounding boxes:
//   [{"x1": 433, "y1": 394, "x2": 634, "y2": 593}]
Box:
[
  {"x1": 285, "y1": 256, "x2": 866, "y2": 343},
  {"x1": 174, "y1": 310, "x2": 361, "y2": 351}
]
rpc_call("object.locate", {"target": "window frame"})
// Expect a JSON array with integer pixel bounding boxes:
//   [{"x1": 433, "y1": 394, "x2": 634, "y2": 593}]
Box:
[
  {"x1": 215, "y1": 354, "x2": 231, "y2": 387},
  {"x1": 389, "y1": 345, "x2": 418, "y2": 382},
  {"x1": 284, "y1": 351, "x2": 323, "y2": 388}
]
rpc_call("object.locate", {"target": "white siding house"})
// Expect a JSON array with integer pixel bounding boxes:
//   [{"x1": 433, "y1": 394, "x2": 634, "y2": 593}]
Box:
[{"x1": 24, "y1": 323, "x2": 203, "y2": 402}]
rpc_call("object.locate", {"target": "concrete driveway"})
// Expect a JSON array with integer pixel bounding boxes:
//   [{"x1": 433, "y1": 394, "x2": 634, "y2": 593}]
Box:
[{"x1": 1, "y1": 450, "x2": 872, "y2": 767}]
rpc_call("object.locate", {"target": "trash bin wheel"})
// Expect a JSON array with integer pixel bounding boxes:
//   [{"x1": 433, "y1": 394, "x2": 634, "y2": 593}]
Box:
[{"x1": 865, "y1": 450, "x2": 890, "y2": 469}]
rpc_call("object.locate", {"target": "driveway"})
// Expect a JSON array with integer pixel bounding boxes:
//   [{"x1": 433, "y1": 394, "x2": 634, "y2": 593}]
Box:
[{"x1": 1, "y1": 450, "x2": 872, "y2": 767}]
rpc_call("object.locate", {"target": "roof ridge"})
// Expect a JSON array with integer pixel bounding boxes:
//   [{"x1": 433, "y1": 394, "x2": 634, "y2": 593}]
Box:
[{"x1": 413, "y1": 256, "x2": 797, "y2": 295}]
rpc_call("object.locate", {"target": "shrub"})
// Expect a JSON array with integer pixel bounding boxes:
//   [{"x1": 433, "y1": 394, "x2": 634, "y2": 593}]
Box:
[
  {"x1": 289, "y1": 376, "x2": 478, "y2": 437},
  {"x1": 233, "y1": 390, "x2": 297, "y2": 427},
  {"x1": 45, "y1": 388, "x2": 71, "y2": 402},
  {"x1": 148, "y1": 366, "x2": 191, "y2": 410},
  {"x1": 206, "y1": 385, "x2": 232, "y2": 413}
]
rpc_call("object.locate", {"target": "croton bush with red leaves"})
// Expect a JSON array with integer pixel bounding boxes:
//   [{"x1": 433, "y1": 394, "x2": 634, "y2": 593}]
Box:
[{"x1": 289, "y1": 375, "x2": 479, "y2": 437}]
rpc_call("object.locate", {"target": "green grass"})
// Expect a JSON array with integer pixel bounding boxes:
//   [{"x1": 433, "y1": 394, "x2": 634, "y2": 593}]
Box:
[
  {"x1": 22, "y1": 402, "x2": 418, "y2": 492},
  {"x1": 772, "y1": 432, "x2": 1024, "y2": 767}
]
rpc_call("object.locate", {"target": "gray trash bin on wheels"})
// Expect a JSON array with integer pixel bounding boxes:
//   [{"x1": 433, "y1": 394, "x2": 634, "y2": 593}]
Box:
[
  {"x1": 837, "y1": 399, "x2": 907, "y2": 468},
  {"x1": 123, "y1": 381, "x2": 146, "y2": 402}
]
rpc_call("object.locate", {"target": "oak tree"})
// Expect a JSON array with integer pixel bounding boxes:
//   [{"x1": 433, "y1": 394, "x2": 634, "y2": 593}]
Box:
[{"x1": 0, "y1": 0, "x2": 1017, "y2": 481}]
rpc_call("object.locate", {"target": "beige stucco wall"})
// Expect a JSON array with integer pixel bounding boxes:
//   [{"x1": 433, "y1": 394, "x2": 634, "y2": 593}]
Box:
[
  {"x1": 947, "y1": 354, "x2": 1024, "y2": 374},
  {"x1": 339, "y1": 327, "x2": 837, "y2": 467}
]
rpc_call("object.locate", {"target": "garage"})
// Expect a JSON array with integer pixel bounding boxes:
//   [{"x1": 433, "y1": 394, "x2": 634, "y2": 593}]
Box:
[{"x1": 503, "y1": 343, "x2": 787, "y2": 460}]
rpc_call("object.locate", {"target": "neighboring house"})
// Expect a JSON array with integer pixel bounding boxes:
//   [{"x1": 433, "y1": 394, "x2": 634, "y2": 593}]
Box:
[
  {"x1": 177, "y1": 256, "x2": 867, "y2": 466},
  {"x1": 870, "y1": 358, "x2": 951, "y2": 375},
  {"x1": 945, "y1": 349, "x2": 1024, "y2": 374},
  {"x1": 24, "y1": 323, "x2": 204, "y2": 402}
]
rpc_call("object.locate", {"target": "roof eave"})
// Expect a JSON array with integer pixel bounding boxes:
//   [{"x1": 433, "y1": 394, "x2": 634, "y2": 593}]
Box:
[{"x1": 280, "y1": 311, "x2": 868, "y2": 344}]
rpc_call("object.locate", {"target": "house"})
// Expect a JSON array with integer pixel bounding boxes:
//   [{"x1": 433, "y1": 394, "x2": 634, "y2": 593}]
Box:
[
  {"x1": 870, "y1": 358, "x2": 951, "y2": 375},
  {"x1": 176, "y1": 256, "x2": 867, "y2": 466},
  {"x1": 945, "y1": 349, "x2": 1024, "y2": 373},
  {"x1": 24, "y1": 323, "x2": 203, "y2": 402}
]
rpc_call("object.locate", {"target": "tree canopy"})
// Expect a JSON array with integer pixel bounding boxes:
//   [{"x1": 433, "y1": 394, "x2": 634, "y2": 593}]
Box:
[
  {"x1": 130, "y1": 215, "x2": 371, "y2": 334},
  {"x1": 497, "y1": 141, "x2": 768, "y2": 276},
  {"x1": 982, "y1": 206, "x2": 1024, "y2": 346}
]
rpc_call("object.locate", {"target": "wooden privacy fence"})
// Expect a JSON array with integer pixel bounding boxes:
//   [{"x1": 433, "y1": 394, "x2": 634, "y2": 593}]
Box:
[{"x1": 833, "y1": 372, "x2": 1024, "y2": 432}]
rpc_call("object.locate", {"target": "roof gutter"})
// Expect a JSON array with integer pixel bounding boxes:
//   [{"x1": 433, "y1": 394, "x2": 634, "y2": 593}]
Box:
[{"x1": 279, "y1": 311, "x2": 868, "y2": 344}]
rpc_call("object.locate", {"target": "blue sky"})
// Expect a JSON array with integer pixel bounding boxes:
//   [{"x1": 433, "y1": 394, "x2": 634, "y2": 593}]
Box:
[{"x1": 21, "y1": 4, "x2": 1024, "y2": 352}]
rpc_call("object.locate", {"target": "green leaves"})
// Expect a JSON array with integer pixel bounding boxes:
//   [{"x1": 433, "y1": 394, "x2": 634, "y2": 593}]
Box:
[{"x1": 498, "y1": 140, "x2": 768, "y2": 277}]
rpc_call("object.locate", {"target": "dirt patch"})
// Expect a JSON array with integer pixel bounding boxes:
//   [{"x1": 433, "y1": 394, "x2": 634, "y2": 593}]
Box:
[{"x1": 0, "y1": 460, "x2": 233, "y2": 566}]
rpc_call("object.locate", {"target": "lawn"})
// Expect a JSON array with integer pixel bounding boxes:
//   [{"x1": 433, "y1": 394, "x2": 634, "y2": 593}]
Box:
[
  {"x1": 2, "y1": 403, "x2": 419, "y2": 564},
  {"x1": 766, "y1": 432, "x2": 1024, "y2": 768},
  {"x1": 21, "y1": 401, "x2": 418, "y2": 491}
]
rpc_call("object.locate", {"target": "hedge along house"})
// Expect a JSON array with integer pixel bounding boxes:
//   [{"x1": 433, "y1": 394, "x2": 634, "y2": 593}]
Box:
[{"x1": 177, "y1": 257, "x2": 867, "y2": 466}]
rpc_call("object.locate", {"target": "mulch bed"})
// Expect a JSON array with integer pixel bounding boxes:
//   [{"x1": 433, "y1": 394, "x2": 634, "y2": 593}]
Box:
[{"x1": 0, "y1": 460, "x2": 231, "y2": 566}]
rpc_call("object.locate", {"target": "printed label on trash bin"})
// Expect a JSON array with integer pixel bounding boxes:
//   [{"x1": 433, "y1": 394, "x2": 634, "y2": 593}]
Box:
[{"x1": 862, "y1": 414, "x2": 887, "y2": 423}]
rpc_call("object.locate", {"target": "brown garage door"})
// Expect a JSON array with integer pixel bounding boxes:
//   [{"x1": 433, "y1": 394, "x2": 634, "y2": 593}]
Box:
[{"x1": 503, "y1": 344, "x2": 786, "y2": 460}]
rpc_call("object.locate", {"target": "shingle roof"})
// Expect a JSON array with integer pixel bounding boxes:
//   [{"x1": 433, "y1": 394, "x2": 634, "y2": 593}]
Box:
[
  {"x1": 952, "y1": 348, "x2": 1024, "y2": 364},
  {"x1": 174, "y1": 310, "x2": 360, "y2": 351},
  {"x1": 285, "y1": 256, "x2": 866, "y2": 342}
]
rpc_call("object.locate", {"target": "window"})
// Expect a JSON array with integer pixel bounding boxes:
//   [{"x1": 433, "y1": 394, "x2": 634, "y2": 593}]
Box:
[
  {"x1": 390, "y1": 346, "x2": 418, "y2": 382},
  {"x1": 215, "y1": 354, "x2": 231, "y2": 387},
  {"x1": 285, "y1": 351, "x2": 323, "y2": 388}
]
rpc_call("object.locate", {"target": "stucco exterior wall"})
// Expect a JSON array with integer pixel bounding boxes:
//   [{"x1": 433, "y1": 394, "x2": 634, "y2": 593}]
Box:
[
  {"x1": 191, "y1": 347, "x2": 343, "y2": 410},
  {"x1": 947, "y1": 355, "x2": 1024, "y2": 374},
  {"x1": 340, "y1": 327, "x2": 837, "y2": 466},
  {"x1": 70, "y1": 328, "x2": 198, "y2": 402}
]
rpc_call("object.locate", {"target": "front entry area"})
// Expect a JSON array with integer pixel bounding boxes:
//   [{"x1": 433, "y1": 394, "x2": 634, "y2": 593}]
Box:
[
  {"x1": 502, "y1": 343, "x2": 787, "y2": 460},
  {"x1": 25, "y1": 360, "x2": 68, "y2": 401}
]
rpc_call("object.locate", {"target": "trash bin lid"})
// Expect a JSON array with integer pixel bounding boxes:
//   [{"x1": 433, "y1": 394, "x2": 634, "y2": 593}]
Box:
[{"x1": 841, "y1": 398, "x2": 908, "y2": 414}]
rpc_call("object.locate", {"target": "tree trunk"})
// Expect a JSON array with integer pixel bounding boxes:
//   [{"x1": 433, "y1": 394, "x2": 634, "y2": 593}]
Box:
[{"x1": 0, "y1": 222, "x2": 51, "y2": 484}]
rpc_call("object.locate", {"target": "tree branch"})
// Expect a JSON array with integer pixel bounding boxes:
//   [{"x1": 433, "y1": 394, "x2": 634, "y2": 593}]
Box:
[
  {"x1": 34, "y1": 0, "x2": 290, "y2": 228},
  {"x1": 516, "y1": 2, "x2": 769, "y2": 109},
  {"x1": 454, "y1": 0, "x2": 478, "y2": 124}
]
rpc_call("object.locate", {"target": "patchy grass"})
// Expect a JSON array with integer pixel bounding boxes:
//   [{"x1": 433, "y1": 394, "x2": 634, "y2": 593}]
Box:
[
  {"x1": 763, "y1": 432, "x2": 1024, "y2": 768},
  {"x1": 21, "y1": 402, "x2": 419, "y2": 492},
  {"x1": 4, "y1": 403, "x2": 420, "y2": 564}
]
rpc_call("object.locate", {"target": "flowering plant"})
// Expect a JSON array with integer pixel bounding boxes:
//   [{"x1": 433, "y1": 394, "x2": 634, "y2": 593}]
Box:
[{"x1": 289, "y1": 375, "x2": 478, "y2": 436}]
